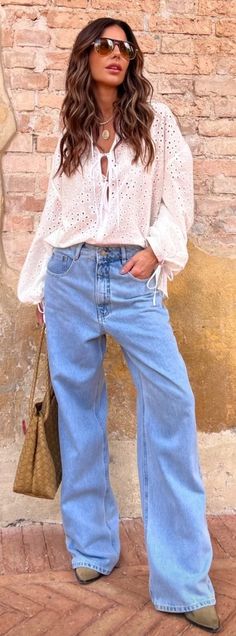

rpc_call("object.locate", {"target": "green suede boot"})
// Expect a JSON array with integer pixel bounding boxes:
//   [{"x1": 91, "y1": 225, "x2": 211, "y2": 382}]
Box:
[
  {"x1": 185, "y1": 605, "x2": 220, "y2": 632},
  {"x1": 74, "y1": 567, "x2": 102, "y2": 585}
]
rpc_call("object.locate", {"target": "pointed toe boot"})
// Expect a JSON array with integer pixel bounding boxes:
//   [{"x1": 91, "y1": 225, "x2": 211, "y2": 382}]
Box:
[
  {"x1": 185, "y1": 605, "x2": 220, "y2": 632},
  {"x1": 74, "y1": 567, "x2": 102, "y2": 585}
]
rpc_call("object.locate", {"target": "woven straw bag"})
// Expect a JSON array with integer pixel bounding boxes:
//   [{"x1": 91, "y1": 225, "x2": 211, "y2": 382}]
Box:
[{"x1": 13, "y1": 325, "x2": 62, "y2": 499}]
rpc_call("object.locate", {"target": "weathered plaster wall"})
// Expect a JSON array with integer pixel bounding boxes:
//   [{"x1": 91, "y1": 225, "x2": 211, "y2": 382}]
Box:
[{"x1": 0, "y1": 0, "x2": 235, "y2": 521}]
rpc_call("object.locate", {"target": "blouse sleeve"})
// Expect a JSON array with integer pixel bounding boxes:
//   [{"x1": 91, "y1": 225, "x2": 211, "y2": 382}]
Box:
[
  {"x1": 146, "y1": 105, "x2": 194, "y2": 296},
  {"x1": 17, "y1": 140, "x2": 62, "y2": 305}
]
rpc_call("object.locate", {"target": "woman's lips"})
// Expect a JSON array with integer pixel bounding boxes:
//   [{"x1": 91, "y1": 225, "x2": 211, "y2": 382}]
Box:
[{"x1": 105, "y1": 65, "x2": 122, "y2": 73}]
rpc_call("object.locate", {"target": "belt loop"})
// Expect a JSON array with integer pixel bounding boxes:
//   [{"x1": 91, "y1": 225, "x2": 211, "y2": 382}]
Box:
[
  {"x1": 74, "y1": 242, "x2": 84, "y2": 260},
  {"x1": 121, "y1": 246, "x2": 127, "y2": 264}
]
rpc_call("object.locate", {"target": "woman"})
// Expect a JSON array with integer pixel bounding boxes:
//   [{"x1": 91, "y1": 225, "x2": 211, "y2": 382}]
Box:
[{"x1": 17, "y1": 17, "x2": 220, "y2": 632}]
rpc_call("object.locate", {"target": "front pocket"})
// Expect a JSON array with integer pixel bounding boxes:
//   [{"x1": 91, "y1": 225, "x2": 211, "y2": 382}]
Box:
[
  {"x1": 126, "y1": 271, "x2": 150, "y2": 283},
  {"x1": 46, "y1": 251, "x2": 74, "y2": 277}
]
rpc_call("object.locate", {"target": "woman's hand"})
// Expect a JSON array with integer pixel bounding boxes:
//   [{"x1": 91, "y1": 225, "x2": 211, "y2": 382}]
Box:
[
  {"x1": 121, "y1": 246, "x2": 159, "y2": 279},
  {"x1": 36, "y1": 303, "x2": 44, "y2": 327}
]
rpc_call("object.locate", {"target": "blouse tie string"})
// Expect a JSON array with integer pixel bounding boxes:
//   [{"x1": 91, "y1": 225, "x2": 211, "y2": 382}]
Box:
[
  {"x1": 147, "y1": 261, "x2": 174, "y2": 305},
  {"x1": 89, "y1": 134, "x2": 120, "y2": 241}
]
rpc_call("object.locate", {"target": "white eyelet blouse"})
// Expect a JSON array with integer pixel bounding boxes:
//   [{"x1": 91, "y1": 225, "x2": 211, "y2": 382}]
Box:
[{"x1": 17, "y1": 101, "x2": 194, "y2": 305}]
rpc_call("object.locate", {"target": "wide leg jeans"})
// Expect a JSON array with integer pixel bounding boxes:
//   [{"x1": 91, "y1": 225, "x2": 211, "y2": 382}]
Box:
[{"x1": 44, "y1": 242, "x2": 216, "y2": 613}]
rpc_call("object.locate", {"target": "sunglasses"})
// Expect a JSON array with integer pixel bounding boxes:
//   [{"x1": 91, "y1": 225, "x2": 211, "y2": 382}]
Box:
[{"x1": 91, "y1": 37, "x2": 137, "y2": 61}]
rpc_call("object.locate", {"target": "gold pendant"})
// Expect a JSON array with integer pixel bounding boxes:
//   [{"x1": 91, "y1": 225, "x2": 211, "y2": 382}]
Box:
[{"x1": 102, "y1": 129, "x2": 110, "y2": 140}]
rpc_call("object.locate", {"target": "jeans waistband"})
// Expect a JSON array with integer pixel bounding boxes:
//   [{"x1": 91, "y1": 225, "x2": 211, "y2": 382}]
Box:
[{"x1": 53, "y1": 242, "x2": 144, "y2": 263}]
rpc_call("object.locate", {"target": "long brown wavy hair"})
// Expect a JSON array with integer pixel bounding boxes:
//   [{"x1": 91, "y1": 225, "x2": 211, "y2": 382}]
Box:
[{"x1": 58, "y1": 17, "x2": 155, "y2": 176}]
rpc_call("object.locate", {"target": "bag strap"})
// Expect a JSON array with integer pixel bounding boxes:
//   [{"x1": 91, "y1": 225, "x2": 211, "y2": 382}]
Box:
[{"x1": 29, "y1": 325, "x2": 52, "y2": 421}]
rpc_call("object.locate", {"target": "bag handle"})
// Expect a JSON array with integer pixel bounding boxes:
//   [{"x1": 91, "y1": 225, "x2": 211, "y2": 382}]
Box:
[{"x1": 29, "y1": 325, "x2": 52, "y2": 421}]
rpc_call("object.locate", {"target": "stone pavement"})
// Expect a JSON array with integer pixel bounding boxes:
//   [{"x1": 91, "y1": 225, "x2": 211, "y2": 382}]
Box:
[{"x1": 0, "y1": 516, "x2": 236, "y2": 635}]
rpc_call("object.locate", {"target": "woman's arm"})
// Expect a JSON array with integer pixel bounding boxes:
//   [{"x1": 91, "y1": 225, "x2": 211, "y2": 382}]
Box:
[
  {"x1": 145, "y1": 105, "x2": 194, "y2": 294},
  {"x1": 17, "y1": 139, "x2": 62, "y2": 305}
]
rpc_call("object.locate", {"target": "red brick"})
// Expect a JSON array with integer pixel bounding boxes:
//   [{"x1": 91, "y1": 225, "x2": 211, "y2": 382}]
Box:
[
  {"x1": 1, "y1": 609, "x2": 59, "y2": 636},
  {"x1": 116, "y1": 607, "x2": 162, "y2": 636},
  {"x1": 0, "y1": 610, "x2": 27, "y2": 633},
  {"x1": 149, "y1": 16, "x2": 212, "y2": 34},
  {"x1": 34, "y1": 114, "x2": 55, "y2": 133},
  {"x1": 199, "y1": 119, "x2": 236, "y2": 137},
  {"x1": 49, "y1": 580, "x2": 113, "y2": 610},
  {"x1": 161, "y1": 34, "x2": 192, "y2": 54},
  {"x1": 195, "y1": 78, "x2": 236, "y2": 96},
  {"x1": 194, "y1": 159, "x2": 236, "y2": 177},
  {"x1": 3, "y1": 215, "x2": 34, "y2": 232},
  {"x1": 22, "y1": 524, "x2": 51, "y2": 573},
  {"x1": 8, "y1": 134, "x2": 33, "y2": 153},
  {"x1": 10, "y1": 69, "x2": 48, "y2": 91},
  {"x1": 178, "y1": 116, "x2": 197, "y2": 135},
  {"x1": 214, "y1": 176, "x2": 236, "y2": 195},
  {"x1": 165, "y1": 0, "x2": 196, "y2": 14},
  {"x1": 49, "y1": 71, "x2": 66, "y2": 91},
  {"x1": 0, "y1": 586, "x2": 42, "y2": 615},
  {"x1": 80, "y1": 605, "x2": 136, "y2": 636},
  {"x1": 198, "y1": 0, "x2": 236, "y2": 14},
  {"x1": 214, "y1": 97, "x2": 236, "y2": 117},
  {"x1": 43, "y1": 524, "x2": 71, "y2": 571},
  {"x1": 54, "y1": 28, "x2": 79, "y2": 49},
  {"x1": 1, "y1": 28, "x2": 14, "y2": 47},
  {"x1": 16, "y1": 113, "x2": 32, "y2": 133},
  {"x1": 2, "y1": 0, "x2": 47, "y2": 4},
  {"x1": 193, "y1": 37, "x2": 220, "y2": 55},
  {"x1": 54, "y1": 0, "x2": 88, "y2": 6},
  {"x1": 196, "y1": 198, "x2": 236, "y2": 216},
  {"x1": 136, "y1": 33, "x2": 159, "y2": 53},
  {"x1": 155, "y1": 76, "x2": 192, "y2": 94},
  {"x1": 194, "y1": 174, "x2": 213, "y2": 195},
  {"x1": 14, "y1": 28, "x2": 50, "y2": 47},
  {"x1": 37, "y1": 136, "x2": 59, "y2": 153},
  {"x1": 5, "y1": 195, "x2": 44, "y2": 215},
  {"x1": 199, "y1": 138, "x2": 236, "y2": 156},
  {"x1": 2, "y1": 152, "x2": 46, "y2": 173},
  {"x1": 92, "y1": 0, "x2": 158, "y2": 9},
  {"x1": 195, "y1": 56, "x2": 217, "y2": 74},
  {"x1": 38, "y1": 93, "x2": 63, "y2": 109},
  {"x1": 45, "y1": 9, "x2": 88, "y2": 29},
  {"x1": 4, "y1": 174, "x2": 35, "y2": 193},
  {"x1": 45, "y1": 51, "x2": 69, "y2": 70},
  {"x1": 8, "y1": 581, "x2": 78, "y2": 613},
  {"x1": 216, "y1": 20, "x2": 236, "y2": 37},
  {"x1": 45, "y1": 605, "x2": 98, "y2": 636},
  {"x1": 13, "y1": 91, "x2": 35, "y2": 111},
  {"x1": 3, "y1": 49, "x2": 36, "y2": 69},
  {"x1": 1, "y1": 527, "x2": 26, "y2": 574},
  {"x1": 216, "y1": 57, "x2": 236, "y2": 75},
  {"x1": 146, "y1": 53, "x2": 194, "y2": 74}
]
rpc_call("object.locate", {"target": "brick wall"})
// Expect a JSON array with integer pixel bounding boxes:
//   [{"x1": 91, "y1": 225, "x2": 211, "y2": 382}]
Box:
[{"x1": 1, "y1": 0, "x2": 236, "y2": 268}]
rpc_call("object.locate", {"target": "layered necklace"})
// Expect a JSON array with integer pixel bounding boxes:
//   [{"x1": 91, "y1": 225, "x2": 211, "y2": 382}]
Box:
[{"x1": 97, "y1": 114, "x2": 113, "y2": 140}]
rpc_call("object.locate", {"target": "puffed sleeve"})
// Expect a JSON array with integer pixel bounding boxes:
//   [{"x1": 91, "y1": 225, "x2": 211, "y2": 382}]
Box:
[
  {"x1": 146, "y1": 104, "x2": 194, "y2": 298},
  {"x1": 17, "y1": 139, "x2": 62, "y2": 304}
]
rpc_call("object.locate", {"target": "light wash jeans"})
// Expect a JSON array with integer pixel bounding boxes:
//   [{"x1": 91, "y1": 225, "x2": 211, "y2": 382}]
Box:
[{"x1": 44, "y1": 242, "x2": 216, "y2": 613}]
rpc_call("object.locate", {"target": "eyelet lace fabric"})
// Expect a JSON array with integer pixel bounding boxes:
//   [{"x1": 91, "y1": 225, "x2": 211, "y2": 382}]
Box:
[{"x1": 17, "y1": 101, "x2": 194, "y2": 305}]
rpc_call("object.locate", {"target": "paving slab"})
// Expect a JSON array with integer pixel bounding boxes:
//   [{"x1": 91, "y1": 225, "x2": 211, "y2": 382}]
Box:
[{"x1": 0, "y1": 516, "x2": 236, "y2": 635}]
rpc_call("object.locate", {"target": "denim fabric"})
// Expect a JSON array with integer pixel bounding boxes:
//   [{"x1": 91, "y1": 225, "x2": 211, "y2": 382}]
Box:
[{"x1": 44, "y1": 242, "x2": 216, "y2": 613}]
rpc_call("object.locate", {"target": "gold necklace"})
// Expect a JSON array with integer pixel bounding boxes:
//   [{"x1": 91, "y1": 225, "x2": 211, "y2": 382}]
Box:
[{"x1": 98, "y1": 115, "x2": 113, "y2": 140}]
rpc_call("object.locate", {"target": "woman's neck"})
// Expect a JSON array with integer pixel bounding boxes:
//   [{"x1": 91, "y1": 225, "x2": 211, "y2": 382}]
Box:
[{"x1": 93, "y1": 84, "x2": 118, "y2": 119}]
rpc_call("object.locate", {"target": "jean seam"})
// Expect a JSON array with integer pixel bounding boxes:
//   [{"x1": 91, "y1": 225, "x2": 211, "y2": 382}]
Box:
[
  {"x1": 152, "y1": 596, "x2": 216, "y2": 613},
  {"x1": 137, "y1": 368, "x2": 149, "y2": 541},
  {"x1": 94, "y1": 337, "x2": 116, "y2": 556},
  {"x1": 73, "y1": 561, "x2": 111, "y2": 575}
]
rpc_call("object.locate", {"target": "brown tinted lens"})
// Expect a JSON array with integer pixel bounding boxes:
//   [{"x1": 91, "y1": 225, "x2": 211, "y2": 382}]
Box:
[
  {"x1": 120, "y1": 41, "x2": 136, "y2": 60},
  {"x1": 94, "y1": 38, "x2": 113, "y2": 55}
]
